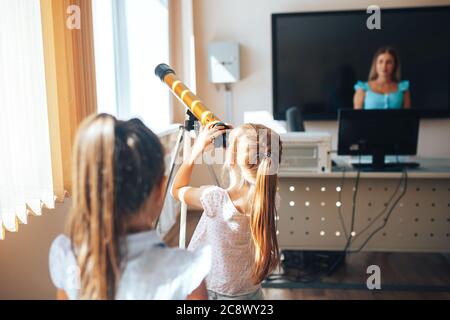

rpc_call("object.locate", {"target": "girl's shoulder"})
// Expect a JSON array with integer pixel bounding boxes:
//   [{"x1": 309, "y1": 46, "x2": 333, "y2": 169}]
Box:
[
  {"x1": 49, "y1": 233, "x2": 212, "y2": 300},
  {"x1": 118, "y1": 230, "x2": 212, "y2": 299},
  {"x1": 200, "y1": 186, "x2": 281, "y2": 217},
  {"x1": 354, "y1": 81, "x2": 369, "y2": 92},
  {"x1": 139, "y1": 243, "x2": 212, "y2": 274},
  {"x1": 199, "y1": 185, "x2": 228, "y2": 216},
  {"x1": 398, "y1": 80, "x2": 410, "y2": 92},
  {"x1": 200, "y1": 185, "x2": 227, "y2": 199},
  {"x1": 48, "y1": 234, "x2": 79, "y2": 299},
  {"x1": 119, "y1": 245, "x2": 212, "y2": 299}
]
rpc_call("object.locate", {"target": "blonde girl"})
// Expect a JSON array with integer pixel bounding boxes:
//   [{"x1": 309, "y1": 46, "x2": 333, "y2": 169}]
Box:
[{"x1": 171, "y1": 122, "x2": 282, "y2": 300}]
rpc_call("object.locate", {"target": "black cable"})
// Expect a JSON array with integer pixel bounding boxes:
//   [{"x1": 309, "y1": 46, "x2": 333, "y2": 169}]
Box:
[
  {"x1": 352, "y1": 168, "x2": 405, "y2": 240},
  {"x1": 324, "y1": 155, "x2": 362, "y2": 275},
  {"x1": 350, "y1": 168, "x2": 408, "y2": 253},
  {"x1": 351, "y1": 151, "x2": 405, "y2": 244},
  {"x1": 266, "y1": 157, "x2": 409, "y2": 284},
  {"x1": 266, "y1": 157, "x2": 363, "y2": 283}
]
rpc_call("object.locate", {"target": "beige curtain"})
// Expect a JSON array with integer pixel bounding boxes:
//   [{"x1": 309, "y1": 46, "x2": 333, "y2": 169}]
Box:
[{"x1": 40, "y1": 0, "x2": 98, "y2": 198}]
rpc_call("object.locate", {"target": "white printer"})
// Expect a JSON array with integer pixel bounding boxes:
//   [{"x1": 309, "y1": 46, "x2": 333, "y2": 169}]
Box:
[{"x1": 279, "y1": 132, "x2": 332, "y2": 173}]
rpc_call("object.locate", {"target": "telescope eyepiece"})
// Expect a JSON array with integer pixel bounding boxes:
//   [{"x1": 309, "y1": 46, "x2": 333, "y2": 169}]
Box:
[
  {"x1": 212, "y1": 122, "x2": 230, "y2": 148},
  {"x1": 155, "y1": 63, "x2": 175, "y2": 81}
]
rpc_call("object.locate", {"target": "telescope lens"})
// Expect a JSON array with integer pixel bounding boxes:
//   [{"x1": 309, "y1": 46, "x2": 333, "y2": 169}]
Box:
[{"x1": 155, "y1": 63, "x2": 175, "y2": 81}]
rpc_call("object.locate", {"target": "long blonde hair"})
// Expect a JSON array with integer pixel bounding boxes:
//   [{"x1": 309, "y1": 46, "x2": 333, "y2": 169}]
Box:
[
  {"x1": 225, "y1": 124, "x2": 282, "y2": 284},
  {"x1": 68, "y1": 114, "x2": 165, "y2": 299},
  {"x1": 368, "y1": 46, "x2": 401, "y2": 82}
]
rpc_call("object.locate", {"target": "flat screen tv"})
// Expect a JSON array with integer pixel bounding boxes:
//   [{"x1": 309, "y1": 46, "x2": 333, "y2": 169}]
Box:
[{"x1": 272, "y1": 6, "x2": 450, "y2": 120}]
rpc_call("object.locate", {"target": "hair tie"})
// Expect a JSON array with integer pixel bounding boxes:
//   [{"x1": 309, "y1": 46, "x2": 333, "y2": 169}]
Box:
[{"x1": 258, "y1": 152, "x2": 271, "y2": 160}]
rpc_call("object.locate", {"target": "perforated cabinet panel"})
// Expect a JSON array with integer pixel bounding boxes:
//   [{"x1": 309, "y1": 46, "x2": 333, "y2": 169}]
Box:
[{"x1": 277, "y1": 177, "x2": 450, "y2": 252}]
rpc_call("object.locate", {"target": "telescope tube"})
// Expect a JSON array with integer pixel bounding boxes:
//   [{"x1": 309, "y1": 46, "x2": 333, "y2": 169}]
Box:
[{"x1": 155, "y1": 63, "x2": 221, "y2": 126}]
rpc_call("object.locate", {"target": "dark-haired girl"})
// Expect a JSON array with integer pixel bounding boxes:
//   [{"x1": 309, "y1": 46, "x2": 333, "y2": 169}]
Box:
[{"x1": 49, "y1": 114, "x2": 210, "y2": 300}]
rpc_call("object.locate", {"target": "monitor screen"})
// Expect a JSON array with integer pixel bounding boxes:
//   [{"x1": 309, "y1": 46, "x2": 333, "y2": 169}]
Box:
[
  {"x1": 338, "y1": 109, "x2": 420, "y2": 157},
  {"x1": 272, "y1": 6, "x2": 450, "y2": 120}
]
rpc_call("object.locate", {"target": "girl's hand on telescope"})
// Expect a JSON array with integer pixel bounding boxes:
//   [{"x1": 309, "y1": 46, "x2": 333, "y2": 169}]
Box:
[{"x1": 189, "y1": 122, "x2": 227, "y2": 162}]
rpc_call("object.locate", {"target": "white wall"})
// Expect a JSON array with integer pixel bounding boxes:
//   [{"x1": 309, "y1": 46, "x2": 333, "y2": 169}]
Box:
[{"x1": 192, "y1": 0, "x2": 450, "y2": 173}]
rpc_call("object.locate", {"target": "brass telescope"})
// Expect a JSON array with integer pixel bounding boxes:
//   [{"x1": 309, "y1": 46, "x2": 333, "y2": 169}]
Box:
[
  {"x1": 155, "y1": 63, "x2": 221, "y2": 125},
  {"x1": 155, "y1": 63, "x2": 228, "y2": 147}
]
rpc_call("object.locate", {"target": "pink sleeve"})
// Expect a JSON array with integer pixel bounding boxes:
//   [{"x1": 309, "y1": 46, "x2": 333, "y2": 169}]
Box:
[{"x1": 199, "y1": 186, "x2": 225, "y2": 218}]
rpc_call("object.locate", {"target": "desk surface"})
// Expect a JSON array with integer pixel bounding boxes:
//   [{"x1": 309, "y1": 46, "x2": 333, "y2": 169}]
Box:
[{"x1": 279, "y1": 158, "x2": 450, "y2": 179}]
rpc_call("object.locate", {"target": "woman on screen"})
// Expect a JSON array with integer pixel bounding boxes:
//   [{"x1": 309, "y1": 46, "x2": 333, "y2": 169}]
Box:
[{"x1": 353, "y1": 46, "x2": 411, "y2": 110}]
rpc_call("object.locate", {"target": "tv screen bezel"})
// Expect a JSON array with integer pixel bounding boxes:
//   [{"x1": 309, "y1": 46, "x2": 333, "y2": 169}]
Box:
[{"x1": 271, "y1": 6, "x2": 450, "y2": 121}]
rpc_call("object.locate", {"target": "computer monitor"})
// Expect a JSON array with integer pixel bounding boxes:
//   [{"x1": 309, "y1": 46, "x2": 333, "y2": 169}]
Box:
[{"x1": 338, "y1": 110, "x2": 420, "y2": 171}]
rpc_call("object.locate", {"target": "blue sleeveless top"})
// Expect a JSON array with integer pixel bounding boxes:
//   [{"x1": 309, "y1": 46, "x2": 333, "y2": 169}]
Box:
[{"x1": 354, "y1": 80, "x2": 410, "y2": 109}]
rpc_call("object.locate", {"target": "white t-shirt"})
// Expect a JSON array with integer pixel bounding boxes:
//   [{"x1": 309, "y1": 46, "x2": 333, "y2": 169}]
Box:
[
  {"x1": 187, "y1": 186, "x2": 259, "y2": 296},
  {"x1": 49, "y1": 231, "x2": 211, "y2": 300}
]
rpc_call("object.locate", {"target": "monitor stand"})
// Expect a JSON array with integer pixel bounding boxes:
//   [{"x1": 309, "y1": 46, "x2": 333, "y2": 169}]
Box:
[{"x1": 352, "y1": 152, "x2": 420, "y2": 172}]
